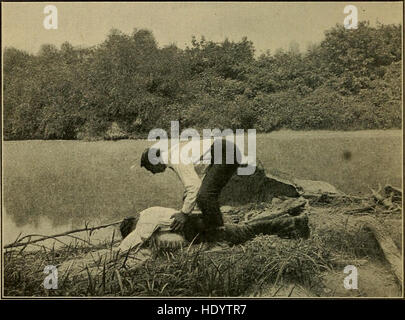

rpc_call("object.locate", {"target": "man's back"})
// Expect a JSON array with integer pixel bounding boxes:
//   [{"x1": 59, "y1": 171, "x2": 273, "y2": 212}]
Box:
[
  {"x1": 118, "y1": 206, "x2": 176, "y2": 252},
  {"x1": 161, "y1": 139, "x2": 214, "y2": 214}
]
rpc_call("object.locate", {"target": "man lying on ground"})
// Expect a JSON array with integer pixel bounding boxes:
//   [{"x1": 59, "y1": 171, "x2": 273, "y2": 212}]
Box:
[
  {"x1": 57, "y1": 204, "x2": 310, "y2": 276},
  {"x1": 117, "y1": 205, "x2": 310, "y2": 254}
]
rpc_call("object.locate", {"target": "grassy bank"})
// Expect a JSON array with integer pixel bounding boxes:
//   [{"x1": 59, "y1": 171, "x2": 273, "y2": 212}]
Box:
[{"x1": 4, "y1": 196, "x2": 400, "y2": 297}]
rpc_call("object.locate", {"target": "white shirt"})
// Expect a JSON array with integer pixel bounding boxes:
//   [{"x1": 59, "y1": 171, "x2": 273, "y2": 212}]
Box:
[
  {"x1": 118, "y1": 207, "x2": 176, "y2": 253},
  {"x1": 161, "y1": 139, "x2": 213, "y2": 214}
]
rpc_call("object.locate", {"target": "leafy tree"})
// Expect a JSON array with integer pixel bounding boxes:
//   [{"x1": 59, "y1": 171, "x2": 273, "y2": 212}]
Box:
[{"x1": 2, "y1": 23, "x2": 402, "y2": 140}]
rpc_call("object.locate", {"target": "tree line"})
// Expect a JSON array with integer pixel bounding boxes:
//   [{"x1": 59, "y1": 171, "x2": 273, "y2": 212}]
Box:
[{"x1": 3, "y1": 21, "x2": 402, "y2": 140}]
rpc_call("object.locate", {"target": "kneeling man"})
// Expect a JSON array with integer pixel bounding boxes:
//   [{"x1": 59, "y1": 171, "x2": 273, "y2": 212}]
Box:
[{"x1": 140, "y1": 138, "x2": 250, "y2": 236}]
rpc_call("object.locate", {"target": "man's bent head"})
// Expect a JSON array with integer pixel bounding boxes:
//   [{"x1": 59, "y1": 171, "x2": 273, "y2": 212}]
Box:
[{"x1": 140, "y1": 147, "x2": 166, "y2": 174}]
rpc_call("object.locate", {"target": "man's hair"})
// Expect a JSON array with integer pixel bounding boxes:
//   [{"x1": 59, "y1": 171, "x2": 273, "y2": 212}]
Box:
[
  {"x1": 140, "y1": 148, "x2": 160, "y2": 168},
  {"x1": 119, "y1": 213, "x2": 140, "y2": 239}
]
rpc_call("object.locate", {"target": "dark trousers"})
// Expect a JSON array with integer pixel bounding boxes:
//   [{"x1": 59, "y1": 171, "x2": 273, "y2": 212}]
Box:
[
  {"x1": 183, "y1": 213, "x2": 308, "y2": 243},
  {"x1": 195, "y1": 139, "x2": 241, "y2": 229}
]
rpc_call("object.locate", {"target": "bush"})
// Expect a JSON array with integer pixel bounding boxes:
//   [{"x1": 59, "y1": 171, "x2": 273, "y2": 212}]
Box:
[{"x1": 3, "y1": 22, "x2": 402, "y2": 140}]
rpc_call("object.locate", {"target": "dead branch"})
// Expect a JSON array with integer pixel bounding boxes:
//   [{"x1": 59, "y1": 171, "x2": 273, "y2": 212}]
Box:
[
  {"x1": 4, "y1": 220, "x2": 123, "y2": 249},
  {"x1": 371, "y1": 188, "x2": 394, "y2": 209},
  {"x1": 384, "y1": 185, "x2": 402, "y2": 198},
  {"x1": 344, "y1": 205, "x2": 375, "y2": 215}
]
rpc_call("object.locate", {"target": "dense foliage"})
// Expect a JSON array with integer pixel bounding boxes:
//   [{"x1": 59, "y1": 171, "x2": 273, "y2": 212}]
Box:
[{"x1": 3, "y1": 22, "x2": 402, "y2": 140}]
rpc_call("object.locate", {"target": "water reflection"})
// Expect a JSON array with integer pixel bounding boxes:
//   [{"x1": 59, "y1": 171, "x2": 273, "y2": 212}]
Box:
[{"x1": 3, "y1": 210, "x2": 119, "y2": 250}]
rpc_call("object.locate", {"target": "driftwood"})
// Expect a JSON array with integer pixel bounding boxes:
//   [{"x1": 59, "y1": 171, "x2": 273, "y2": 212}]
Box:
[
  {"x1": 371, "y1": 184, "x2": 402, "y2": 208},
  {"x1": 220, "y1": 160, "x2": 343, "y2": 206},
  {"x1": 247, "y1": 197, "x2": 307, "y2": 223},
  {"x1": 351, "y1": 216, "x2": 402, "y2": 284},
  {"x1": 344, "y1": 205, "x2": 375, "y2": 215},
  {"x1": 219, "y1": 161, "x2": 299, "y2": 205},
  {"x1": 371, "y1": 188, "x2": 394, "y2": 209},
  {"x1": 384, "y1": 185, "x2": 402, "y2": 201},
  {"x1": 4, "y1": 220, "x2": 122, "y2": 249},
  {"x1": 342, "y1": 184, "x2": 402, "y2": 216}
]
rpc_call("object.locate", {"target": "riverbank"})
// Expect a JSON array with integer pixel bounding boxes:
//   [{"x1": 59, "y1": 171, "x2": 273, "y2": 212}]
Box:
[{"x1": 3, "y1": 188, "x2": 402, "y2": 297}]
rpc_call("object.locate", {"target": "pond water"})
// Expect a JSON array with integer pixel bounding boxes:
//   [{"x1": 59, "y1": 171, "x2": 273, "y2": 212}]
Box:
[{"x1": 3, "y1": 129, "x2": 402, "y2": 247}]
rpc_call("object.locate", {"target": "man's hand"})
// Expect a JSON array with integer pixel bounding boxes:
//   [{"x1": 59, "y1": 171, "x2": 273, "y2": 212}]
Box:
[{"x1": 170, "y1": 212, "x2": 188, "y2": 232}]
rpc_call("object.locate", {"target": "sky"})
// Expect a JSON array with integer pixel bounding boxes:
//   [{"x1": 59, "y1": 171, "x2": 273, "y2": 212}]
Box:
[{"x1": 2, "y1": 2, "x2": 403, "y2": 55}]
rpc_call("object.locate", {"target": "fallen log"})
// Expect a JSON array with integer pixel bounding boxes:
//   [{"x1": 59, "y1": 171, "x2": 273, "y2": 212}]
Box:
[
  {"x1": 344, "y1": 205, "x2": 375, "y2": 215},
  {"x1": 294, "y1": 179, "x2": 342, "y2": 199},
  {"x1": 219, "y1": 161, "x2": 300, "y2": 205},
  {"x1": 247, "y1": 197, "x2": 307, "y2": 223},
  {"x1": 352, "y1": 216, "x2": 403, "y2": 284}
]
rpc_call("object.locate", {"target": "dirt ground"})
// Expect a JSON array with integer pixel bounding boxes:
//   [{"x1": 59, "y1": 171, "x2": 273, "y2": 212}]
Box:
[
  {"x1": 260, "y1": 203, "x2": 403, "y2": 297},
  {"x1": 254, "y1": 260, "x2": 401, "y2": 297}
]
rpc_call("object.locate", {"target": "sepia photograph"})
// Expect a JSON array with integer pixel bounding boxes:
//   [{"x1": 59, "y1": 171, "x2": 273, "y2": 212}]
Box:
[{"x1": 1, "y1": 1, "x2": 403, "y2": 300}]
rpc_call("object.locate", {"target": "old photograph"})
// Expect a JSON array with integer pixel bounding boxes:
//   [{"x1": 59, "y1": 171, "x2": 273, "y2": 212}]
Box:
[{"x1": 1, "y1": 1, "x2": 403, "y2": 299}]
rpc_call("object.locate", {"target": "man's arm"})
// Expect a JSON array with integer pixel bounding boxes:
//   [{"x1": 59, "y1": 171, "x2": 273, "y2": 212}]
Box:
[
  {"x1": 170, "y1": 164, "x2": 201, "y2": 231},
  {"x1": 171, "y1": 163, "x2": 201, "y2": 214}
]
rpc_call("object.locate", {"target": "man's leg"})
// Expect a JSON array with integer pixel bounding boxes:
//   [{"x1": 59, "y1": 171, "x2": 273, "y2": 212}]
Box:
[
  {"x1": 196, "y1": 139, "x2": 240, "y2": 230},
  {"x1": 211, "y1": 214, "x2": 310, "y2": 244},
  {"x1": 183, "y1": 214, "x2": 310, "y2": 244}
]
